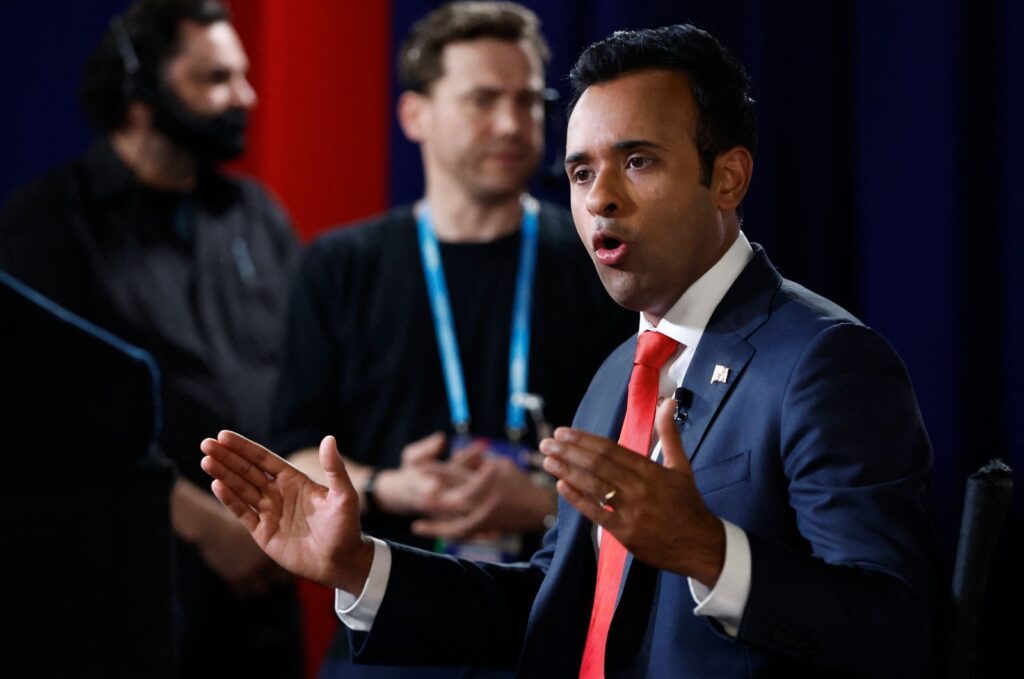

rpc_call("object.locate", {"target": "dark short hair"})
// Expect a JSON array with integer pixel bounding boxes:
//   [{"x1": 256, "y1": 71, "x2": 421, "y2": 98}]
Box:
[
  {"x1": 568, "y1": 24, "x2": 757, "y2": 186},
  {"x1": 79, "y1": 0, "x2": 231, "y2": 132},
  {"x1": 398, "y1": 1, "x2": 550, "y2": 94}
]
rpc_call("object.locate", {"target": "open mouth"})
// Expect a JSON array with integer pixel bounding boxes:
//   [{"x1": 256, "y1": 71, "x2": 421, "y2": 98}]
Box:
[{"x1": 593, "y1": 232, "x2": 629, "y2": 266}]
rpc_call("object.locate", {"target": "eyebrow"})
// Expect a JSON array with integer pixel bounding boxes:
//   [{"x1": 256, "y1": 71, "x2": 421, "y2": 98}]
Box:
[
  {"x1": 462, "y1": 84, "x2": 543, "y2": 97},
  {"x1": 564, "y1": 139, "x2": 665, "y2": 166}
]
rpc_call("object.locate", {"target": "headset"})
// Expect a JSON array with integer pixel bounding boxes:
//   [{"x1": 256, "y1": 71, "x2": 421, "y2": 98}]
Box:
[{"x1": 109, "y1": 15, "x2": 149, "y2": 102}]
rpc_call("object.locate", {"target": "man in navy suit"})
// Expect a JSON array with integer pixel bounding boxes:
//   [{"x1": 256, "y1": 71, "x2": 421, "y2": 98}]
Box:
[{"x1": 201, "y1": 24, "x2": 933, "y2": 677}]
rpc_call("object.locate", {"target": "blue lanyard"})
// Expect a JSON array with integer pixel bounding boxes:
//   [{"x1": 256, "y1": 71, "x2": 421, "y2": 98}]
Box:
[{"x1": 415, "y1": 196, "x2": 540, "y2": 440}]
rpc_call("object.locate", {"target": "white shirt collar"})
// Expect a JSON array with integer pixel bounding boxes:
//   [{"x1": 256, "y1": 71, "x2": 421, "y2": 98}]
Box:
[
  {"x1": 640, "y1": 231, "x2": 754, "y2": 393},
  {"x1": 640, "y1": 231, "x2": 754, "y2": 345}
]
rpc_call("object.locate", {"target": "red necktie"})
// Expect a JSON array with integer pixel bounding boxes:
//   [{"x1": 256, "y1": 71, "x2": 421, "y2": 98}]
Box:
[{"x1": 579, "y1": 330, "x2": 680, "y2": 679}]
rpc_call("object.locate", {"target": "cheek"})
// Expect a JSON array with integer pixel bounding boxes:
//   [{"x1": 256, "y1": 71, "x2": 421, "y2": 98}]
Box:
[
  {"x1": 569, "y1": 200, "x2": 590, "y2": 241},
  {"x1": 204, "y1": 87, "x2": 234, "y2": 111},
  {"x1": 179, "y1": 84, "x2": 226, "y2": 116},
  {"x1": 434, "y1": 107, "x2": 468, "y2": 137}
]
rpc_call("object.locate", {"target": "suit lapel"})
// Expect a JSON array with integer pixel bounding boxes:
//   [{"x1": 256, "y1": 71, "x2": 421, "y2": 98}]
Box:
[
  {"x1": 678, "y1": 333, "x2": 753, "y2": 464},
  {"x1": 615, "y1": 247, "x2": 781, "y2": 631},
  {"x1": 678, "y1": 246, "x2": 780, "y2": 465}
]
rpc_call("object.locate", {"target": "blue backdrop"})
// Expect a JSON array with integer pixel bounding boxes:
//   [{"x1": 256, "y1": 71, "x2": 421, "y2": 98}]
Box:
[{"x1": 3, "y1": 0, "x2": 1021, "y2": 671}]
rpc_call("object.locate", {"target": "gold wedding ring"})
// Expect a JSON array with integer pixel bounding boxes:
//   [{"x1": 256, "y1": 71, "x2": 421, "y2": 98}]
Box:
[{"x1": 600, "y1": 487, "x2": 618, "y2": 509}]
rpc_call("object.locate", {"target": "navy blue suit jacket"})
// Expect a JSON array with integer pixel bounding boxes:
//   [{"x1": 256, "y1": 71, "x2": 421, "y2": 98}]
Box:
[{"x1": 351, "y1": 247, "x2": 934, "y2": 677}]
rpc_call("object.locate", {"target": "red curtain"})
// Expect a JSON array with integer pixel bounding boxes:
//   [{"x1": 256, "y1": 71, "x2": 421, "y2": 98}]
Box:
[
  {"x1": 230, "y1": 1, "x2": 391, "y2": 242},
  {"x1": 228, "y1": 3, "x2": 392, "y2": 675}
]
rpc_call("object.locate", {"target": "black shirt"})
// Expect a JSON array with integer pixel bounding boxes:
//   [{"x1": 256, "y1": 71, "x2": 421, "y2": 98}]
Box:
[
  {"x1": 271, "y1": 204, "x2": 636, "y2": 549},
  {"x1": 0, "y1": 140, "x2": 301, "y2": 678},
  {"x1": 0, "y1": 140, "x2": 298, "y2": 483}
]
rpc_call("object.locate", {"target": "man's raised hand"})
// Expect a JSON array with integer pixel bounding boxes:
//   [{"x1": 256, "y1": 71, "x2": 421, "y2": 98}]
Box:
[
  {"x1": 538, "y1": 399, "x2": 725, "y2": 588},
  {"x1": 199, "y1": 432, "x2": 374, "y2": 595}
]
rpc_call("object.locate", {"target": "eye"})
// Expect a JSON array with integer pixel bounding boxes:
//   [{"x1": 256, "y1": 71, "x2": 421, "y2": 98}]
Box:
[
  {"x1": 516, "y1": 91, "x2": 544, "y2": 111},
  {"x1": 626, "y1": 156, "x2": 652, "y2": 170},
  {"x1": 199, "y1": 67, "x2": 232, "y2": 85},
  {"x1": 570, "y1": 167, "x2": 593, "y2": 184},
  {"x1": 467, "y1": 91, "x2": 499, "y2": 110}
]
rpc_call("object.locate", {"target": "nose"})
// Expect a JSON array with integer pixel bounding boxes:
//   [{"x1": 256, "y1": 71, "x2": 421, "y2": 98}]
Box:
[
  {"x1": 584, "y1": 167, "x2": 625, "y2": 217},
  {"x1": 230, "y1": 76, "x2": 257, "y2": 110},
  {"x1": 492, "y1": 99, "x2": 525, "y2": 137}
]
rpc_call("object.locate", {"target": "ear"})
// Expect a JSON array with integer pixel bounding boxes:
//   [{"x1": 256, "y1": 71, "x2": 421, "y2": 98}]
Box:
[
  {"x1": 711, "y1": 146, "x2": 753, "y2": 213},
  {"x1": 397, "y1": 91, "x2": 430, "y2": 144}
]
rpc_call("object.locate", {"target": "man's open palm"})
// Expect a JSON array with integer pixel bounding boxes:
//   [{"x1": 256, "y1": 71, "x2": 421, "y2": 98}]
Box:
[{"x1": 200, "y1": 432, "x2": 373, "y2": 594}]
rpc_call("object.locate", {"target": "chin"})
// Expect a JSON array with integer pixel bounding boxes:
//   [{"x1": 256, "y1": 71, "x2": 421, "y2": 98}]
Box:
[
  {"x1": 477, "y1": 167, "x2": 534, "y2": 194},
  {"x1": 471, "y1": 183, "x2": 528, "y2": 204},
  {"x1": 597, "y1": 276, "x2": 644, "y2": 313},
  {"x1": 600, "y1": 275, "x2": 673, "y2": 318}
]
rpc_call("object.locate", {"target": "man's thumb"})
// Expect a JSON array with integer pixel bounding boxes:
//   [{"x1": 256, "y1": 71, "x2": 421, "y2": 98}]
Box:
[
  {"x1": 656, "y1": 399, "x2": 689, "y2": 470},
  {"x1": 320, "y1": 435, "x2": 356, "y2": 495}
]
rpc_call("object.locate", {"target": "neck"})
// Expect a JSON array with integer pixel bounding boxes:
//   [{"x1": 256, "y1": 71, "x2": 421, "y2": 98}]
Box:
[
  {"x1": 642, "y1": 312, "x2": 662, "y2": 327},
  {"x1": 641, "y1": 225, "x2": 742, "y2": 329},
  {"x1": 423, "y1": 180, "x2": 523, "y2": 243},
  {"x1": 109, "y1": 128, "x2": 196, "y2": 192}
]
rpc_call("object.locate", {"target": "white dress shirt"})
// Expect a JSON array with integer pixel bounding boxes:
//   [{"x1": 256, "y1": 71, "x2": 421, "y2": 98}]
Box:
[{"x1": 336, "y1": 232, "x2": 755, "y2": 638}]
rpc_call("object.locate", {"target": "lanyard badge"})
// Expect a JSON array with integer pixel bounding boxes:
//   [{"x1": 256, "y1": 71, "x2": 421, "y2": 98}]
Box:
[
  {"x1": 415, "y1": 195, "x2": 540, "y2": 443},
  {"x1": 416, "y1": 196, "x2": 542, "y2": 563}
]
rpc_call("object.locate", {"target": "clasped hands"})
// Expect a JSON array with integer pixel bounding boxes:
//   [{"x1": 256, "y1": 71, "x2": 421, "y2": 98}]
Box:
[
  {"x1": 370, "y1": 432, "x2": 556, "y2": 540},
  {"x1": 199, "y1": 399, "x2": 723, "y2": 595}
]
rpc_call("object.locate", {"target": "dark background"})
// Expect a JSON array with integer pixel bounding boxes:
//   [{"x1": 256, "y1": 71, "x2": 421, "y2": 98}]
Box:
[{"x1": 2, "y1": 0, "x2": 1020, "y2": 673}]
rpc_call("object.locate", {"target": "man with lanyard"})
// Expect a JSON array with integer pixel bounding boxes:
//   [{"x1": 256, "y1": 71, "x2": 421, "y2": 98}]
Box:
[
  {"x1": 270, "y1": 2, "x2": 633, "y2": 677},
  {"x1": 0, "y1": 1, "x2": 301, "y2": 677}
]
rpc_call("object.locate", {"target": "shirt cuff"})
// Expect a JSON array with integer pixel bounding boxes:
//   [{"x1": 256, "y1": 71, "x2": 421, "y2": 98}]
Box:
[
  {"x1": 334, "y1": 537, "x2": 392, "y2": 632},
  {"x1": 688, "y1": 519, "x2": 751, "y2": 637}
]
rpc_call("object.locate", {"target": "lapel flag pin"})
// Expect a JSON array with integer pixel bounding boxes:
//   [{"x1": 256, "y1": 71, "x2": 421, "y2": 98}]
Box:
[{"x1": 711, "y1": 364, "x2": 730, "y2": 384}]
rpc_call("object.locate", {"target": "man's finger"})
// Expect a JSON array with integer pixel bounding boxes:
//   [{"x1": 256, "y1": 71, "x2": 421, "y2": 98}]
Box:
[
  {"x1": 449, "y1": 443, "x2": 486, "y2": 470},
  {"x1": 542, "y1": 452, "x2": 618, "y2": 505},
  {"x1": 211, "y1": 479, "x2": 259, "y2": 533},
  {"x1": 422, "y1": 462, "x2": 475, "y2": 488},
  {"x1": 412, "y1": 493, "x2": 497, "y2": 539},
  {"x1": 427, "y1": 463, "x2": 497, "y2": 515},
  {"x1": 200, "y1": 453, "x2": 264, "y2": 508},
  {"x1": 404, "y1": 431, "x2": 447, "y2": 465},
  {"x1": 201, "y1": 437, "x2": 270, "y2": 489},
  {"x1": 539, "y1": 434, "x2": 641, "y2": 484},
  {"x1": 216, "y1": 430, "x2": 290, "y2": 476},
  {"x1": 555, "y1": 479, "x2": 620, "y2": 532},
  {"x1": 656, "y1": 398, "x2": 690, "y2": 470},
  {"x1": 319, "y1": 435, "x2": 357, "y2": 496}
]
